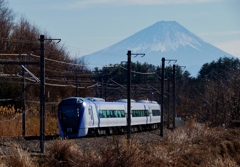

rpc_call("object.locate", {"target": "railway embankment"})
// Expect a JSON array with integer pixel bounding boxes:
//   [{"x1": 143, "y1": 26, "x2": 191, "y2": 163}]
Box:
[{"x1": 1, "y1": 120, "x2": 240, "y2": 166}]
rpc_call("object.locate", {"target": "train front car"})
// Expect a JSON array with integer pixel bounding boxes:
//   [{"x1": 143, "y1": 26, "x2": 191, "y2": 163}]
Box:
[{"x1": 58, "y1": 97, "x2": 86, "y2": 138}]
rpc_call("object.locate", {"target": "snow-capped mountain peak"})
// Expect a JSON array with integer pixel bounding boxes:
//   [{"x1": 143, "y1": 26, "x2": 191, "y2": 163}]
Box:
[
  {"x1": 82, "y1": 21, "x2": 235, "y2": 76},
  {"x1": 119, "y1": 21, "x2": 202, "y2": 53}
]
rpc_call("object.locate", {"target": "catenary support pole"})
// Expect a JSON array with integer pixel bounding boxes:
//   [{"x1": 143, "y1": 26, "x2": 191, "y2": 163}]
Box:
[
  {"x1": 173, "y1": 64, "x2": 176, "y2": 128},
  {"x1": 127, "y1": 50, "x2": 131, "y2": 140},
  {"x1": 101, "y1": 76, "x2": 104, "y2": 99},
  {"x1": 167, "y1": 72, "x2": 170, "y2": 129},
  {"x1": 160, "y1": 57, "x2": 165, "y2": 137},
  {"x1": 40, "y1": 35, "x2": 45, "y2": 153},
  {"x1": 22, "y1": 55, "x2": 26, "y2": 136}
]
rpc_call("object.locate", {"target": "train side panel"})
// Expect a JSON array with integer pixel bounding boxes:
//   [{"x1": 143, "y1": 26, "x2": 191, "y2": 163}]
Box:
[
  {"x1": 148, "y1": 103, "x2": 161, "y2": 124},
  {"x1": 130, "y1": 103, "x2": 150, "y2": 126},
  {"x1": 97, "y1": 102, "x2": 127, "y2": 127}
]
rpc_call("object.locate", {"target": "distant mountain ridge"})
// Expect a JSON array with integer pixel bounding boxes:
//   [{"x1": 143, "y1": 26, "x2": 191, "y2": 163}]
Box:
[{"x1": 82, "y1": 21, "x2": 235, "y2": 76}]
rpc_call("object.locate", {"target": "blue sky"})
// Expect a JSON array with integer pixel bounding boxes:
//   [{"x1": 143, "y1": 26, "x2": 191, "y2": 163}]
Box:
[{"x1": 9, "y1": 0, "x2": 240, "y2": 58}]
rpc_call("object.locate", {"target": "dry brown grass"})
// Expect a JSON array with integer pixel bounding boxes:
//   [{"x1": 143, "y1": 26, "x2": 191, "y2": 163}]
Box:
[
  {"x1": 41, "y1": 121, "x2": 240, "y2": 167},
  {"x1": 0, "y1": 106, "x2": 58, "y2": 137},
  {"x1": 0, "y1": 105, "x2": 18, "y2": 115},
  {"x1": 1, "y1": 115, "x2": 240, "y2": 166},
  {"x1": 93, "y1": 139, "x2": 146, "y2": 167},
  {"x1": 43, "y1": 138, "x2": 149, "y2": 167},
  {"x1": 3, "y1": 148, "x2": 35, "y2": 167},
  {"x1": 0, "y1": 114, "x2": 22, "y2": 137},
  {"x1": 25, "y1": 113, "x2": 58, "y2": 136},
  {"x1": 43, "y1": 139, "x2": 81, "y2": 167},
  {"x1": 158, "y1": 118, "x2": 240, "y2": 167}
]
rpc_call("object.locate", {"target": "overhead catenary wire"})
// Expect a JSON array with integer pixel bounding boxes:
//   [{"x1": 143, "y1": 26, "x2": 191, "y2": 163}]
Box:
[
  {"x1": 0, "y1": 37, "x2": 166, "y2": 69},
  {"x1": 0, "y1": 37, "x2": 157, "y2": 63},
  {"x1": 119, "y1": 65, "x2": 156, "y2": 75},
  {"x1": 0, "y1": 52, "x2": 164, "y2": 71},
  {"x1": 0, "y1": 53, "x2": 92, "y2": 67},
  {"x1": 0, "y1": 53, "x2": 164, "y2": 91},
  {"x1": 0, "y1": 38, "x2": 39, "y2": 44},
  {"x1": 108, "y1": 78, "x2": 126, "y2": 89},
  {"x1": 1, "y1": 53, "x2": 162, "y2": 78},
  {"x1": 0, "y1": 67, "x2": 162, "y2": 90},
  {"x1": 0, "y1": 72, "x2": 159, "y2": 90},
  {"x1": 0, "y1": 38, "x2": 117, "y2": 61},
  {"x1": 0, "y1": 73, "x2": 98, "y2": 89}
]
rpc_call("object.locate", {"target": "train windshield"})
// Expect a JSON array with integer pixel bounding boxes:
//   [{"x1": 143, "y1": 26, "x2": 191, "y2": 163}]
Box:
[
  {"x1": 60, "y1": 98, "x2": 78, "y2": 105},
  {"x1": 58, "y1": 98, "x2": 82, "y2": 134}
]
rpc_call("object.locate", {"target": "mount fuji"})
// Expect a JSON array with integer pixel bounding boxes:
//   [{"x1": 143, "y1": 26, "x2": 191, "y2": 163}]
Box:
[{"x1": 82, "y1": 21, "x2": 235, "y2": 76}]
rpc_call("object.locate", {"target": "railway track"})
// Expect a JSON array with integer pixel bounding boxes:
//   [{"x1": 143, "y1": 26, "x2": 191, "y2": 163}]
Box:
[{"x1": 0, "y1": 129, "x2": 164, "y2": 157}]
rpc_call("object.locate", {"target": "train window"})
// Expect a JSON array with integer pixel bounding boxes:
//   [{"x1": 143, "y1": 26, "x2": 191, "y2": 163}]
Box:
[
  {"x1": 103, "y1": 111, "x2": 107, "y2": 118},
  {"x1": 116, "y1": 110, "x2": 125, "y2": 117},
  {"x1": 99, "y1": 110, "x2": 125, "y2": 118},
  {"x1": 152, "y1": 110, "x2": 160, "y2": 116},
  {"x1": 99, "y1": 110, "x2": 103, "y2": 118},
  {"x1": 132, "y1": 110, "x2": 149, "y2": 117},
  {"x1": 121, "y1": 111, "x2": 125, "y2": 117},
  {"x1": 106, "y1": 110, "x2": 111, "y2": 117},
  {"x1": 113, "y1": 110, "x2": 117, "y2": 117}
]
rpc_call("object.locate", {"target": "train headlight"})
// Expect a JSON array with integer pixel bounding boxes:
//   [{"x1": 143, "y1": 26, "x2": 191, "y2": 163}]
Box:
[{"x1": 77, "y1": 108, "x2": 80, "y2": 117}]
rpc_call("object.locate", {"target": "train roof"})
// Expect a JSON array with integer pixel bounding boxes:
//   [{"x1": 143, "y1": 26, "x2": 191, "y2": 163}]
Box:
[
  {"x1": 60, "y1": 97, "x2": 160, "y2": 105},
  {"x1": 85, "y1": 97, "x2": 105, "y2": 102},
  {"x1": 136, "y1": 100, "x2": 158, "y2": 104},
  {"x1": 116, "y1": 99, "x2": 136, "y2": 103}
]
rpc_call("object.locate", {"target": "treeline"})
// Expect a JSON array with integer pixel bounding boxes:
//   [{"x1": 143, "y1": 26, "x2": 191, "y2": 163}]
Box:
[
  {"x1": 0, "y1": 0, "x2": 90, "y2": 107},
  {"x1": 93, "y1": 61, "x2": 190, "y2": 102},
  {"x1": 1, "y1": 0, "x2": 239, "y2": 126},
  {"x1": 93, "y1": 57, "x2": 240, "y2": 126},
  {"x1": 184, "y1": 57, "x2": 240, "y2": 126}
]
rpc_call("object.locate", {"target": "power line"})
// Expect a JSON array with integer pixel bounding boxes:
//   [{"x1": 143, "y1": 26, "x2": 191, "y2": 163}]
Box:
[
  {"x1": 119, "y1": 65, "x2": 156, "y2": 75},
  {"x1": 0, "y1": 73, "x2": 97, "y2": 89},
  {"x1": 0, "y1": 38, "x2": 39, "y2": 44}
]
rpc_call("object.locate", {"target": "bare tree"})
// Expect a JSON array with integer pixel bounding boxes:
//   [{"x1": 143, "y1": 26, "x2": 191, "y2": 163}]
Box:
[{"x1": 0, "y1": 0, "x2": 14, "y2": 53}]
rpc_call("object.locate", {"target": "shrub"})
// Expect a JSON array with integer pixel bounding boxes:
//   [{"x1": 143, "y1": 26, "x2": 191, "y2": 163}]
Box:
[
  {"x1": 44, "y1": 139, "x2": 82, "y2": 167},
  {"x1": 3, "y1": 148, "x2": 35, "y2": 167}
]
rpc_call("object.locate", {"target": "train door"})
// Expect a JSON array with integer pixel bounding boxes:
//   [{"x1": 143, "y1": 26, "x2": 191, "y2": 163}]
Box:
[
  {"x1": 144, "y1": 104, "x2": 150, "y2": 124},
  {"x1": 123, "y1": 103, "x2": 128, "y2": 126},
  {"x1": 148, "y1": 104, "x2": 153, "y2": 125},
  {"x1": 88, "y1": 105, "x2": 94, "y2": 126}
]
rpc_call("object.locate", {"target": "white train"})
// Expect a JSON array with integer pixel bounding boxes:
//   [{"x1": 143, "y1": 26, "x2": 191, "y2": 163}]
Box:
[{"x1": 58, "y1": 97, "x2": 161, "y2": 138}]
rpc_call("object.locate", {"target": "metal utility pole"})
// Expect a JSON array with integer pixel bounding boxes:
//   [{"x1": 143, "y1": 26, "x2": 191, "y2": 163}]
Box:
[
  {"x1": 39, "y1": 35, "x2": 61, "y2": 153},
  {"x1": 104, "y1": 79, "x2": 107, "y2": 101},
  {"x1": 172, "y1": 64, "x2": 176, "y2": 129},
  {"x1": 167, "y1": 72, "x2": 170, "y2": 129},
  {"x1": 160, "y1": 57, "x2": 165, "y2": 137},
  {"x1": 127, "y1": 50, "x2": 145, "y2": 140},
  {"x1": 160, "y1": 58, "x2": 177, "y2": 136},
  {"x1": 101, "y1": 77, "x2": 104, "y2": 99},
  {"x1": 39, "y1": 35, "x2": 45, "y2": 153},
  {"x1": 127, "y1": 50, "x2": 131, "y2": 140},
  {"x1": 22, "y1": 55, "x2": 26, "y2": 136}
]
